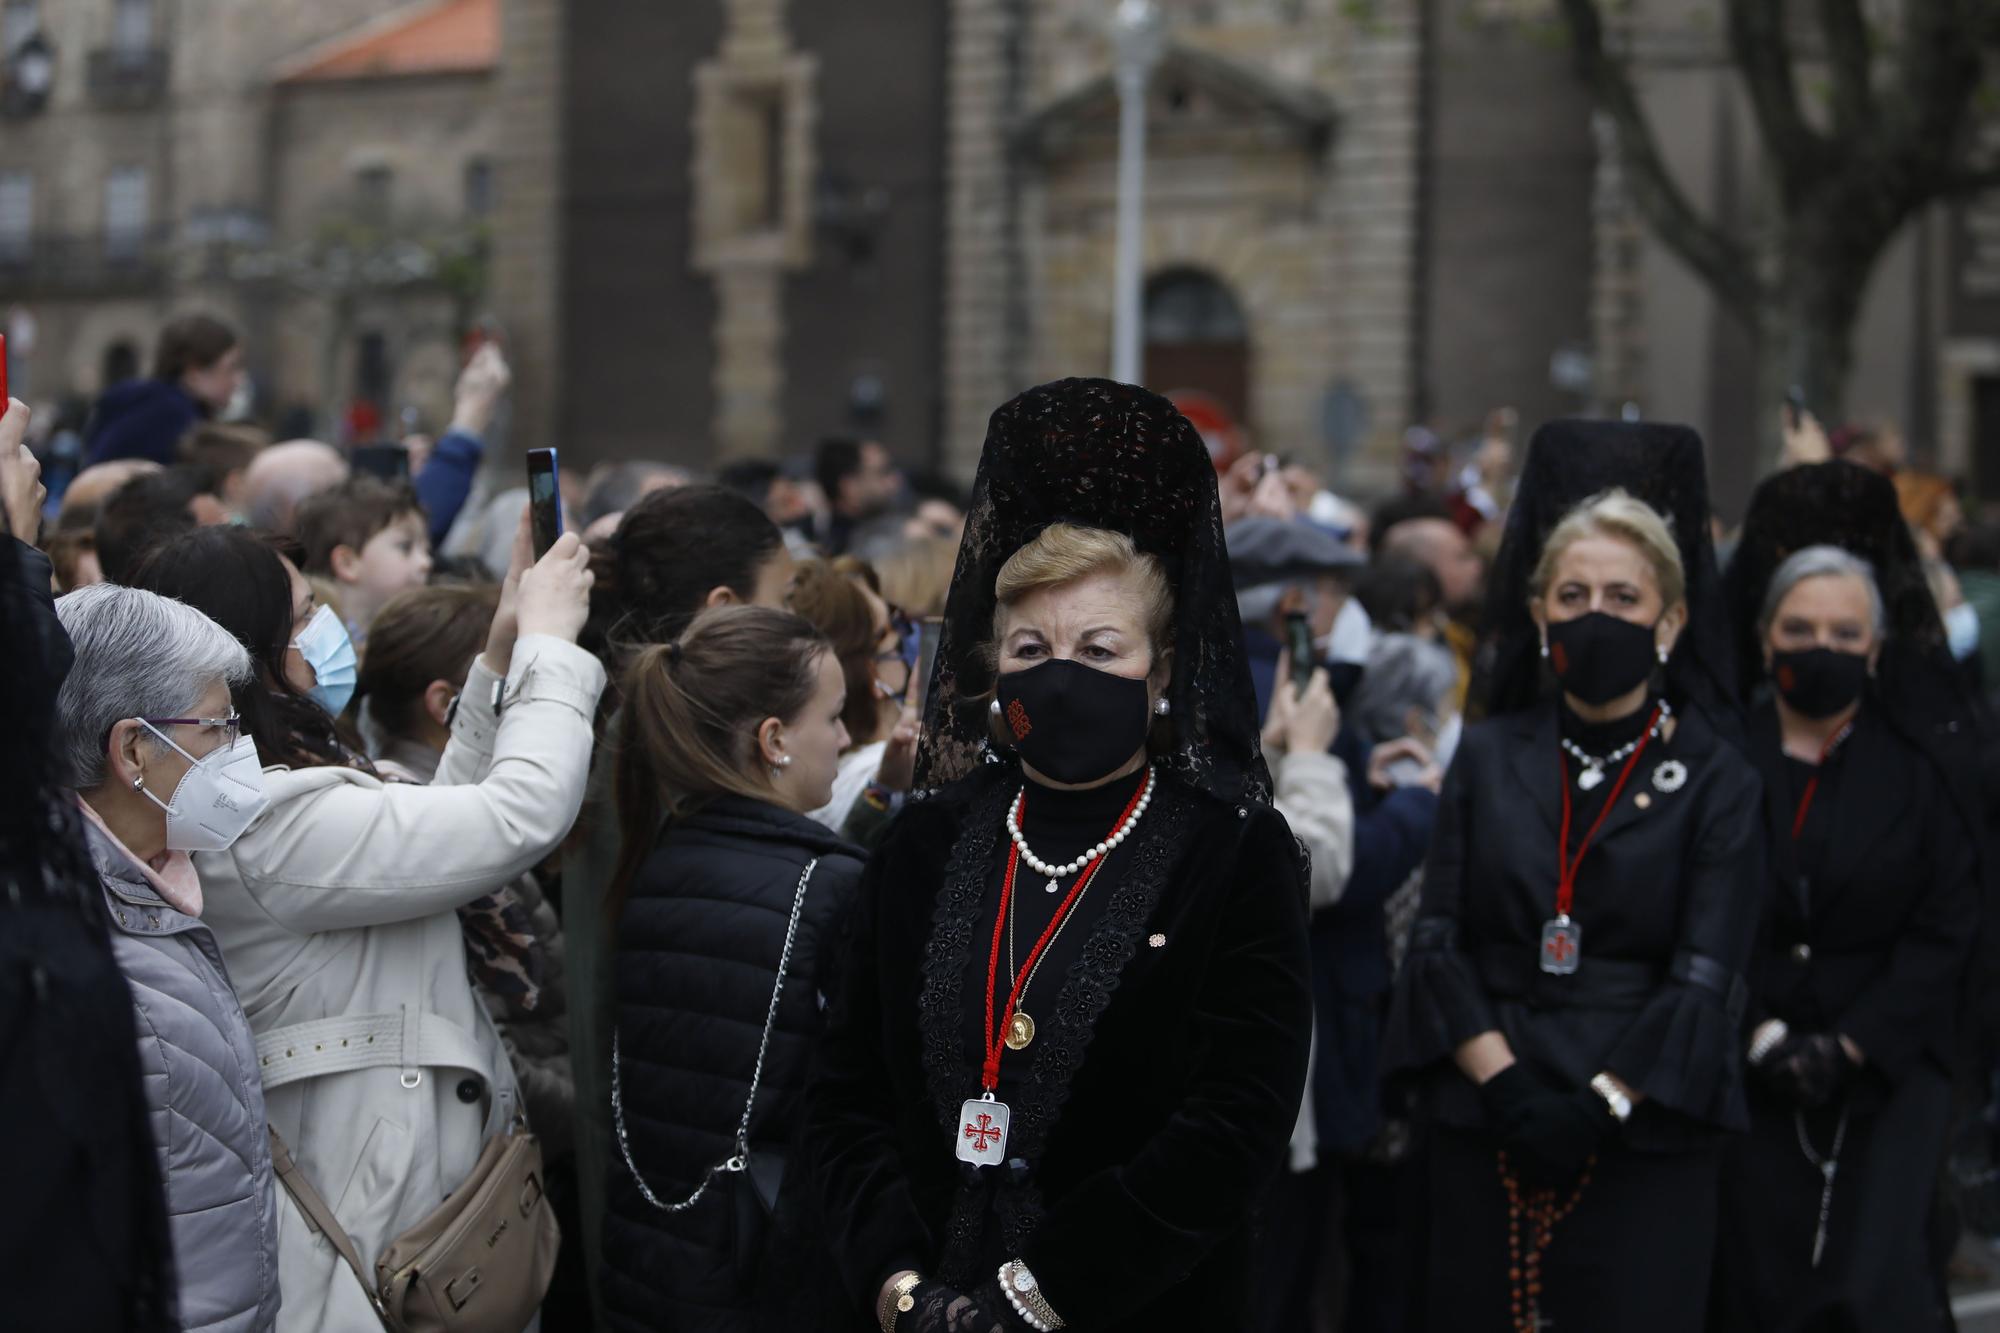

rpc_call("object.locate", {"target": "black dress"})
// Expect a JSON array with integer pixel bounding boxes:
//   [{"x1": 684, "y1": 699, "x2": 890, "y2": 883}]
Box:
[
  {"x1": 1384, "y1": 697, "x2": 1765, "y2": 1332},
  {"x1": 801, "y1": 762, "x2": 1312, "y2": 1331},
  {"x1": 1710, "y1": 702, "x2": 1977, "y2": 1332}
]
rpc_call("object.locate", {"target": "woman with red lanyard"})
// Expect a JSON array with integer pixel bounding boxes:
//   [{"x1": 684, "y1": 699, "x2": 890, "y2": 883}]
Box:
[
  {"x1": 800, "y1": 378, "x2": 1311, "y2": 1332},
  {"x1": 1384, "y1": 420, "x2": 1764, "y2": 1333},
  {"x1": 1711, "y1": 464, "x2": 1979, "y2": 1331}
]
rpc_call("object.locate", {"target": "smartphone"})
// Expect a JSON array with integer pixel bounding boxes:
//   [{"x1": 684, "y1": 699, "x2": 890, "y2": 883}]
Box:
[
  {"x1": 527, "y1": 448, "x2": 562, "y2": 557},
  {"x1": 1784, "y1": 385, "x2": 1807, "y2": 431},
  {"x1": 1, "y1": 331, "x2": 9, "y2": 417},
  {"x1": 914, "y1": 617, "x2": 945, "y2": 714},
  {"x1": 1284, "y1": 611, "x2": 1316, "y2": 699},
  {"x1": 350, "y1": 443, "x2": 411, "y2": 482}
]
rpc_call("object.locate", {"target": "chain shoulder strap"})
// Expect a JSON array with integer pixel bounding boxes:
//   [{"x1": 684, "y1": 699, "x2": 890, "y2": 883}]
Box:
[{"x1": 612, "y1": 855, "x2": 817, "y2": 1214}]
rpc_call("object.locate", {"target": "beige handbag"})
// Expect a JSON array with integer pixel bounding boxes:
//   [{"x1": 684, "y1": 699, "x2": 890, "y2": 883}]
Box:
[{"x1": 260, "y1": 1005, "x2": 560, "y2": 1332}]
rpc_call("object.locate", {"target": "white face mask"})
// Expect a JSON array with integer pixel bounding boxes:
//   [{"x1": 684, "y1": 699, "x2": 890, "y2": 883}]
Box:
[
  {"x1": 138, "y1": 722, "x2": 270, "y2": 853},
  {"x1": 1946, "y1": 602, "x2": 1981, "y2": 663},
  {"x1": 1318, "y1": 596, "x2": 1376, "y2": 666},
  {"x1": 1431, "y1": 711, "x2": 1464, "y2": 771}
]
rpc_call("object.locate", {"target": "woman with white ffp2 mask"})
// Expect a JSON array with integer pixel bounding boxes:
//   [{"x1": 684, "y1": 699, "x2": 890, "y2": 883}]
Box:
[{"x1": 54, "y1": 581, "x2": 283, "y2": 1332}]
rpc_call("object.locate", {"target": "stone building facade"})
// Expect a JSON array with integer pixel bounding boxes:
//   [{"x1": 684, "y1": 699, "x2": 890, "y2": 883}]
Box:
[
  {"x1": 941, "y1": 0, "x2": 1425, "y2": 484},
  {"x1": 0, "y1": 0, "x2": 498, "y2": 438}
]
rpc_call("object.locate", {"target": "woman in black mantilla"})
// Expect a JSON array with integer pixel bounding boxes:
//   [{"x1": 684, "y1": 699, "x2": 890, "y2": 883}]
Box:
[
  {"x1": 801, "y1": 378, "x2": 1312, "y2": 1333},
  {"x1": 1710, "y1": 461, "x2": 1979, "y2": 1332},
  {"x1": 1383, "y1": 420, "x2": 1764, "y2": 1333}
]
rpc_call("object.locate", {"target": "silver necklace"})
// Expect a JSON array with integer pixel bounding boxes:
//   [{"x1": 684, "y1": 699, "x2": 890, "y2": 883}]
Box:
[
  {"x1": 611, "y1": 856, "x2": 817, "y2": 1213},
  {"x1": 1560, "y1": 700, "x2": 1672, "y2": 790},
  {"x1": 1005, "y1": 765, "x2": 1155, "y2": 893}
]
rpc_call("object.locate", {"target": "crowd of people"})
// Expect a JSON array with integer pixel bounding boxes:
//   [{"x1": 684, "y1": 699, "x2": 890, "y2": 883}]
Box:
[{"x1": 3, "y1": 310, "x2": 1996, "y2": 1333}]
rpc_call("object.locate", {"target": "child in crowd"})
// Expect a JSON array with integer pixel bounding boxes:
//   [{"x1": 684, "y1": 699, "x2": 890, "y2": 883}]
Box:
[{"x1": 297, "y1": 475, "x2": 434, "y2": 648}]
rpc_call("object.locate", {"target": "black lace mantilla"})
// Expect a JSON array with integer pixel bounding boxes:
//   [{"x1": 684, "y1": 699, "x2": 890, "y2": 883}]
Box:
[
  {"x1": 916, "y1": 764, "x2": 1198, "y2": 1283},
  {"x1": 912, "y1": 377, "x2": 1271, "y2": 806},
  {"x1": 1475, "y1": 418, "x2": 1740, "y2": 740}
]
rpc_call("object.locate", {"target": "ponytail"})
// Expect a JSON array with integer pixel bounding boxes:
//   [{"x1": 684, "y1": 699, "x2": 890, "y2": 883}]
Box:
[{"x1": 609, "y1": 605, "x2": 830, "y2": 917}]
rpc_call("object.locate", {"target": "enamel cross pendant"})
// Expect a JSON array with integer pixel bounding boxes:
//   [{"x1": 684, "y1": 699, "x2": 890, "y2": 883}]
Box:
[
  {"x1": 1540, "y1": 916, "x2": 1582, "y2": 975},
  {"x1": 957, "y1": 1094, "x2": 1010, "y2": 1167}
]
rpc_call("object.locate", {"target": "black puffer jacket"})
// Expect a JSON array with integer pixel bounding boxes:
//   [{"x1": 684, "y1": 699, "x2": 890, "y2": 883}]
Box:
[{"x1": 601, "y1": 795, "x2": 864, "y2": 1332}]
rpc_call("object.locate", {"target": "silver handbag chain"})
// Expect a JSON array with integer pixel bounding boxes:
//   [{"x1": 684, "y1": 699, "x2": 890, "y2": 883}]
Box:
[{"x1": 612, "y1": 856, "x2": 817, "y2": 1214}]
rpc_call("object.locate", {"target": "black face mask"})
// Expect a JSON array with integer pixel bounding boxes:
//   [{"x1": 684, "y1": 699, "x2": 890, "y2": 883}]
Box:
[
  {"x1": 1544, "y1": 612, "x2": 1660, "y2": 706},
  {"x1": 1770, "y1": 647, "x2": 1869, "y2": 719},
  {"x1": 995, "y1": 658, "x2": 1152, "y2": 785}
]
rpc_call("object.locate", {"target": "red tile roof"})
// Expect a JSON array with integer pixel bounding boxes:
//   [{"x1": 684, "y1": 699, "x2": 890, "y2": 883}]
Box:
[{"x1": 276, "y1": 0, "x2": 497, "y2": 84}]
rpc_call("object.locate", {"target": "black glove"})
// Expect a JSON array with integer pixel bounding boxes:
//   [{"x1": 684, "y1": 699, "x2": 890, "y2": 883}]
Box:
[
  {"x1": 909, "y1": 1282, "x2": 1016, "y2": 1333},
  {"x1": 1477, "y1": 1062, "x2": 1543, "y2": 1135},
  {"x1": 1764, "y1": 1032, "x2": 1858, "y2": 1110},
  {"x1": 1502, "y1": 1084, "x2": 1615, "y2": 1186}
]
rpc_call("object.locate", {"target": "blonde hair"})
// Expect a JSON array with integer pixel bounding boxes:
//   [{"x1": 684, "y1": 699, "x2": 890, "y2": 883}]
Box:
[
  {"x1": 875, "y1": 534, "x2": 959, "y2": 618},
  {"x1": 992, "y1": 523, "x2": 1174, "y2": 656},
  {"x1": 1530, "y1": 488, "x2": 1685, "y2": 610}
]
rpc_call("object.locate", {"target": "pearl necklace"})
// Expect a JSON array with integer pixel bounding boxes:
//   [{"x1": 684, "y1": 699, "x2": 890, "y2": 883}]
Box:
[
  {"x1": 1560, "y1": 699, "x2": 1672, "y2": 791},
  {"x1": 1006, "y1": 765, "x2": 1156, "y2": 893}
]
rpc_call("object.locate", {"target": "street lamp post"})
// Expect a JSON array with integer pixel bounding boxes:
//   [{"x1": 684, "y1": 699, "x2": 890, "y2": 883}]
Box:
[{"x1": 1110, "y1": 0, "x2": 1163, "y2": 386}]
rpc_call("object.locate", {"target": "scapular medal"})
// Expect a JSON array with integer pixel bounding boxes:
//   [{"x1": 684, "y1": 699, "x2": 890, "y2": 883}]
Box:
[
  {"x1": 1539, "y1": 915, "x2": 1582, "y2": 975},
  {"x1": 956, "y1": 1093, "x2": 1011, "y2": 1166}
]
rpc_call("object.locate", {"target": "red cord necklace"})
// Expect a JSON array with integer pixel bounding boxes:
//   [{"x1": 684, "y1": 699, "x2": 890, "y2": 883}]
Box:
[
  {"x1": 954, "y1": 767, "x2": 1154, "y2": 1168},
  {"x1": 1541, "y1": 706, "x2": 1662, "y2": 975},
  {"x1": 1789, "y1": 720, "x2": 1855, "y2": 841}
]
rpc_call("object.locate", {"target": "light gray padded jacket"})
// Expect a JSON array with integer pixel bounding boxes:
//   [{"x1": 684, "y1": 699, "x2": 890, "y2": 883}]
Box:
[{"x1": 88, "y1": 816, "x2": 281, "y2": 1332}]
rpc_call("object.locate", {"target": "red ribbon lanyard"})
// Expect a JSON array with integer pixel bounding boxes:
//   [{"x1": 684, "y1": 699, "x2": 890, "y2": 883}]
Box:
[
  {"x1": 1554, "y1": 706, "x2": 1661, "y2": 920},
  {"x1": 1790, "y1": 721, "x2": 1854, "y2": 841},
  {"x1": 981, "y1": 780, "x2": 1148, "y2": 1092}
]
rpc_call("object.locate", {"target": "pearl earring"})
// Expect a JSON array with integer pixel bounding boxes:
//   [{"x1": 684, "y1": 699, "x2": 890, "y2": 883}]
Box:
[
  {"x1": 133, "y1": 776, "x2": 144, "y2": 792},
  {"x1": 1539, "y1": 638, "x2": 1549, "y2": 660},
  {"x1": 989, "y1": 699, "x2": 1002, "y2": 717},
  {"x1": 1154, "y1": 697, "x2": 1171, "y2": 717},
  {"x1": 1656, "y1": 645, "x2": 1670, "y2": 665}
]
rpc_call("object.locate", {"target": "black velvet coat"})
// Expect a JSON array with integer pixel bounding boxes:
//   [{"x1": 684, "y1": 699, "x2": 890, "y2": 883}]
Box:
[
  {"x1": 801, "y1": 764, "x2": 1312, "y2": 1331},
  {"x1": 1740, "y1": 701, "x2": 1978, "y2": 1084},
  {"x1": 1711, "y1": 701, "x2": 1978, "y2": 1331},
  {"x1": 1386, "y1": 700, "x2": 1765, "y2": 1148}
]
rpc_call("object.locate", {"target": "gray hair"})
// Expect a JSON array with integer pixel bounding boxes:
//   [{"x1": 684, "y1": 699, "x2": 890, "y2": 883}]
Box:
[
  {"x1": 54, "y1": 583, "x2": 252, "y2": 789},
  {"x1": 1758, "y1": 545, "x2": 1886, "y2": 641},
  {"x1": 1349, "y1": 632, "x2": 1459, "y2": 746}
]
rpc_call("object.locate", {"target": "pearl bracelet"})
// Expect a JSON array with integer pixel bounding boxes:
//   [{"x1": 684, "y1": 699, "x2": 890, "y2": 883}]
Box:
[
  {"x1": 997, "y1": 1260, "x2": 1064, "y2": 1331},
  {"x1": 1747, "y1": 1019, "x2": 1791, "y2": 1066}
]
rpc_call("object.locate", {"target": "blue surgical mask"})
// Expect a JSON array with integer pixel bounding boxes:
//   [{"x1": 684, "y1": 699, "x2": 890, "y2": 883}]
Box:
[
  {"x1": 291, "y1": 604, "x2": 358, "y2": 715},
  {"x1": 1946, "y1": 602, "x2": 1981, "y2": 663}
]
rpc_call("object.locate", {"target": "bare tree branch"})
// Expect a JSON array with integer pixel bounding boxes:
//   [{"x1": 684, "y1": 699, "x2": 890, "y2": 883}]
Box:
[
  {"x1": 1816, "y1": 0, "x2": 1876, "y2": 138},
  {"x1": 1724, "y1": 0, "x2": 1829, "y2": 202},
  {"x1": 1556, "y1": 0, "x2": 1766, "y2": 322}
]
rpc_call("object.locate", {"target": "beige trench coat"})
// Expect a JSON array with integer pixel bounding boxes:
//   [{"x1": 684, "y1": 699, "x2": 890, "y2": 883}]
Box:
[{"x1": 195, "y1": 635, "x2": 605, "y2": 1333}]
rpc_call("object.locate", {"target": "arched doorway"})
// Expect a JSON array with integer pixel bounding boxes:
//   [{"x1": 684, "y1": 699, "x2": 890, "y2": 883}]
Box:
[{"x1": 1143, "y1": 268, "x2": 1249, "y2": 425}]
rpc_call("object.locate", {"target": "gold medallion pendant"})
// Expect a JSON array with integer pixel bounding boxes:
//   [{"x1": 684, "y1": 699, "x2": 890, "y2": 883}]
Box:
[{"x1": 1005, "y1": 1010, "x2": 1037, "y2": 1051}]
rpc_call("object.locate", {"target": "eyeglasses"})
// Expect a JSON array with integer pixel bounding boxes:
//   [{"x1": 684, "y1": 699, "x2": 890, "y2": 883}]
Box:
[{"x1": 140, "y1": 713, "x2": 242, "y2": 747}]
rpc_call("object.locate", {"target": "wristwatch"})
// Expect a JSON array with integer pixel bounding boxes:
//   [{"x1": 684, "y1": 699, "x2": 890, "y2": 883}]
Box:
[
  {"x1": 878, "y1": 1271, "x2": 922, "y2": 1332},
  {"x1": 997, "y1": 1259, "x2": 1066, "y2": 1330},
  {"x1": 1589, "y1": 1072, "x2": 1633, "y2": 1124}
]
